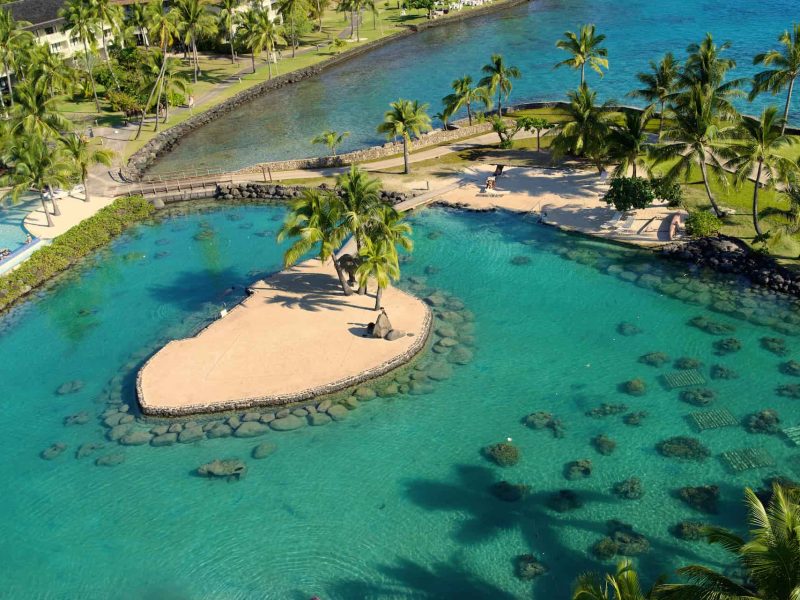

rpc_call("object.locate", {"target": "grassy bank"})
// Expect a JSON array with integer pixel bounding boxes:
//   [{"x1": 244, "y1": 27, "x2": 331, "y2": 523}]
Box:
[{"x1": 0, "y1": 196, "x2": 155, "y2": 313}]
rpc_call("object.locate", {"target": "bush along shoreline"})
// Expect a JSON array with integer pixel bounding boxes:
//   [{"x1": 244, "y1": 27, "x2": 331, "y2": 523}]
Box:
[{"x1": 0, "y1": 196, "x2": 156, "y2": 313}]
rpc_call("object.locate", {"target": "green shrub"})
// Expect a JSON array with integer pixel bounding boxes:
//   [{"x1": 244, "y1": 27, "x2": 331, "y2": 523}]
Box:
[
  {"x1": 651, "y1": 177, "x2": 684, "y2": 207},
  {"x1": 603, "y1": 177, "x2": 655, "y2": 212},
  {"x1": 106, "y1": 90, "x2": 142, "y2": 114},
  {"x1": 0, "y1": 196, "x2": 155, "y2": 312},
  {"x1": 685, "y1": 210, "x2": 723, "y2": 238}
]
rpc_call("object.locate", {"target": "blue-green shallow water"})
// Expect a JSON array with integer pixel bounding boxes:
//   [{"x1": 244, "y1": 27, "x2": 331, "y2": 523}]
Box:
[
  {"x1": 150, "y1": 0, "x2": 800, "y2": 174},
  {"x1": 3, "y1": 203, "x2": 800, "y2": 598}
]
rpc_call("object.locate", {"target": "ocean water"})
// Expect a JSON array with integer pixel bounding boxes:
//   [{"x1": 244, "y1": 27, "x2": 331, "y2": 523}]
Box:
[
  {"x1": 2, "y1": 202, "x2": 800, "y2": 598},
  {"x1": 150, "y1": 0, "x2": 800, "y2": 174}
]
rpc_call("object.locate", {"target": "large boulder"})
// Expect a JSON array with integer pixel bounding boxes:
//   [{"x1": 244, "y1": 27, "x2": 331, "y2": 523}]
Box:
[
  {"x1": 119, "y1": 431, "x2": 153, "y2": 446},
  {"x1": 150, "y1": 433, "x2": 178, "y2": 447},
  {"x1": 269, "y1": 415, "x2": 305, "y2": 431},
  {"x1": 178, "y1": 427, "x2": 205, "y2": 443},
  {"x1": 197, "y1": 459, "x2": 247, "y2": 480},
  {"x1": 234, "y1": 421, "x2": 269, "y2": 437},
  {"x1": 252, "y1": 442, "x2": 277, "y2": 459},
  {"x1": 327, "y1": 404, "x2": 349, "y2": 421},
  {"x1": 206, "y1": 423, "x2": 233, "y2": 439},
  {"x1": 372, "y1": 310, "x2": 392, "y2": 339},
  {"x1": 308, "y1": 412, "x2": 332, "y2": 426},
  {"x1": 107, "y1": 424, "x2": 133, "y2": 441}
]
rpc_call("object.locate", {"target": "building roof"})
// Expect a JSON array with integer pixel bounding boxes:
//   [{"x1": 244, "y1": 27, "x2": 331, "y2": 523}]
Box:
[{"x1": 4, "y1": 0, "x2": 66, "y2": 28}]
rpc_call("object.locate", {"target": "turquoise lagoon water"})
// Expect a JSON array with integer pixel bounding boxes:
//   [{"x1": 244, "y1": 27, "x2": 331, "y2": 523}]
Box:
[
  {"x1": 2, "y1": 203, "x2": 800, "y2": 598},
  {"x1": 150, "y1": 0, "x2": 800, "y2": 174}
]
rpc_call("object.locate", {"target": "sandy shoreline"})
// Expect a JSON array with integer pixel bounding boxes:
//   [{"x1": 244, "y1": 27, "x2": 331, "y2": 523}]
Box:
[{"x1": 138, "y1": 258, "x2": 432, "y2": 416}]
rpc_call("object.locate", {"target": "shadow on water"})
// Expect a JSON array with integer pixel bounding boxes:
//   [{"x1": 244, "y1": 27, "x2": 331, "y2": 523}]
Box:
[
  {"x1": 328, "y1": 555, "x2": 518, "y2": 599},
  {"x1": 148, "y1": 268, "x2": 252, "y2": 310},
  {"x1": 396, "y1": 463, "x2": 725, "y2": 595}
]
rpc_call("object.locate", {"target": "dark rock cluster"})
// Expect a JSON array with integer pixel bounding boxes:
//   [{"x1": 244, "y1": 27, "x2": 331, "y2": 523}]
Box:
[
  {"x1": 661, "y1": 236, "x2": 800, "y2": 298},
  {"x1": 215, "y1": 183, "x2": 410, "y2": 205}
]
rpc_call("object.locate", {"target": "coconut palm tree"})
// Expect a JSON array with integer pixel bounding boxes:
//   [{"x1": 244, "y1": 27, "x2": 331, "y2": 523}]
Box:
[
  {"x1": 126, "y1": 1, "x2": 151, "y2": 48},
  {"x1": 608, "y1": 106, "x2": 654, "y2": 178},
  {"x1": 90, "y1": 0, "x2": 124, "y2": 60},
  {"x1": 155, "y1": 54, "x2": 189, "y2": 125},
  {"x1": 751, "y1": 25, "x2": 800, "y2": 133},
  {"x1": 554, "y1": 24, "x2": 608, "y2": 86},
  {"x1": 1, "y1": 134, "x2": 75, "y2": 227},
  {"x1": 10, "y1": 78, "x2": 72, "y2": 137},
  {"x1": 658, "y1": 482, "x2": 800, "y2": 600},
  {"x1": 368, "y1": 204, "x2": 413, "y2": 255},
  {"x1": 442, "y1": 75, "x2": 492, "y2": 126},
  {"x1": 218, "y1": 0, "x2": 240, "y2": 63},
  {"x1": 239, "y1": 7, "x2": 285, "y2": 77},
  {"x1": 172, "y1": 0, "x2": 215, "y2": 83},
  {"x1": 356, "y1": 236, "x2": 400, "y2": 310},
  {"x1": 61, "y1": 0, "x2": 102, "y2": 111},
  {"x1": 573, "y1": 559, "x2": 659, "y2": 600},
  {"x1": 725, "y1": 107, "x2": 797, "y2": 237},
  {"x1": 0, "y1": 8, "x2": 32, "y2": 109},
  {"x1": 650, "y1": 83, "x2": 737, "y2": 217},
  {"x1": 278, "y1": 0, "x2": 307, "y2": 58},
  {"x1": 24, "y1": 44, "x2": 74, "y2": 99},
  {"x1": 135, "y1": 3, "x2": 179, "y2": 140},
  {"x1": 278, "y1": 188, "x2": 353, "y2": 294},
  {"x1": 336, "y1": 164, "x2": 382, "y2": 250},
  {"x1": 677, "y1": 33, "x2": 745, "y2": 118},
  {"x1": 629, "y1": 52, "x2": 679, "y2": 139},
  {"x1": 377, "y1": 98, "x2": 432, "y2": 174},
  {"x1": 550, "y1": 83, "x2": 612, "y2": 172},
  {"x1": 311, "y1": 130, "x2": 350, "y2": 155},
  {"x1": 479, "y1": 54, "x2": 521, "y2": 116},
  {"x1": 59, "y1": 133, "x2": 114, "y2": 203}
]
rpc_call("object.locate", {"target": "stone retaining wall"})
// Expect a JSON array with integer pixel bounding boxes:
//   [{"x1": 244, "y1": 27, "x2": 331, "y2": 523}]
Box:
[
  {"x1": 213, "y1": 182, "x2": 413, "y2": 205},
  {"x1": 233, "y1": 121, "x2": 495, "y2": 174},
  {"x1": 125, "y1": 0, "x2": 532, "y2": 181},
  {"x1": 136, "y1": 301, "x2": 433, "y2": 416}
]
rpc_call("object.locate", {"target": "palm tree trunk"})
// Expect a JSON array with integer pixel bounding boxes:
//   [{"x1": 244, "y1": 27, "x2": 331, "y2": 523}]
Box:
[
  {"x1": 753, "y1": 160, "x2": 764, "y2": 236},
  {"x1": 316, "y1": 0, "x2": 322, "y2": 31},
  {"x1": 135, "y1": 50, "x2": 167, "y2": 140},
  {"x1": 632, "y1": 162, "x2": 637, "y2": 178},
  {"x1": 192, "y1": 36, "x2": 199, "y2": 83},
  {"x1": 153, "y1": 76, "x2": 165, "y2": 131},
  {"x1": 82, "y1": 173, "x2": 91, "y2": 202},
  {"x1": 699, "y1": 160, "x2": 722, "y2": 217},
  {"x1": 251, "y1": 50, "x2": 256, "y2": 74},
  {"x1": 83, "y1": 39, "x2": 101, "y2": 112},
  {"x1": 402, "y1": 135, "x2": 410, "y2": 174},
  {"x1": 332, "y1": 255, "x2": 354, "y2": 295},
  {"x1": 374, "y1": 285, "x2": 382, "y2": 310},
  {"x1": 48, "y1": 187, "x2": 61, "y2": 216},
  {"x1": 267, "y1": 43, "x2": 273, "y2": 79},
  {"x1": 39, "y1": 191, "x2": 54, "y2": 227},
  {"x1": 580, "y1": 62, "x2": 585, "y2": 86},
  {"x1": 350, "y1": 10, "x2": 355, "y2": 39},
  {"x1": 782, "y1": 78, "x2": 795, "y2": 134},
  {"x1": 658, "y1": 100, "x2": 665, "y2": 139},
  {"x1": 3, "y1": 59, "x2": 13, "y2": 106},
  {"x1": 536, "y1": 130, "x2": 541, "y2": 152},
  {"x1": 497, "y1": 89, "x2": 502, "y2": 116},
  {"x1": 467, "y1": 101, "x2": 472, "y2": 126},
  {"x1": 291, "y1": 14, "x2": 296, "y2": 57}
]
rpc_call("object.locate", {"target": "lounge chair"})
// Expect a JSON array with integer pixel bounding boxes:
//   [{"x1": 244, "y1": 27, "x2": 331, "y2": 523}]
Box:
[
  {"x1": 600, "y1": 212, "x2": 624, "y2": 229},
  {"x1": 618, "y1": 215, "x2": 636, "y2": 233}
]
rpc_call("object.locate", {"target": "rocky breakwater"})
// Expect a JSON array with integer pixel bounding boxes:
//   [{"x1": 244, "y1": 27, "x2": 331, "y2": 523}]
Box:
[
  {"x1": 214, "y1": 182, "x2": 412, "y2": 206},
  {"x1": 661, "y1": 237, "x2": 800, "y2": 298}
]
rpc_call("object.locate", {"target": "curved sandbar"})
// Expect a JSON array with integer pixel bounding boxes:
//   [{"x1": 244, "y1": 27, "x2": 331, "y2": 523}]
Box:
[{"x1": 137, "y1": 259, "x2": 432, "y2": 416}]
